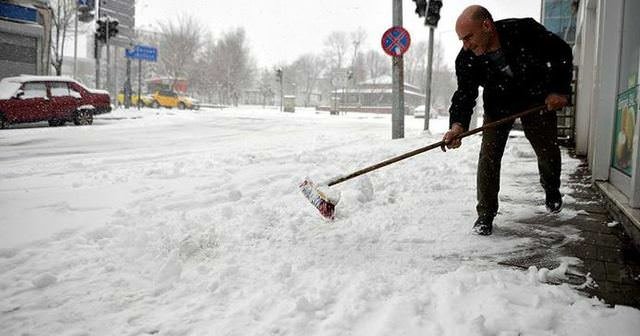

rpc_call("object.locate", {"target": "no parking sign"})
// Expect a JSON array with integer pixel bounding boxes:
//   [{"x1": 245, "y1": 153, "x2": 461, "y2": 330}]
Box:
[{"x1": 381, "y1": 26, "x2": 411, "y2": 57}]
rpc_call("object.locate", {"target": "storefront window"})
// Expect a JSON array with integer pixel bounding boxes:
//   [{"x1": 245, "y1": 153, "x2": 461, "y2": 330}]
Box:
[
  {"x1": 612, "y1": 0, "x2": 640, "y2": 178},
  {"x1": 612, "y1": 87, "x2": 636, "y2": 176}
]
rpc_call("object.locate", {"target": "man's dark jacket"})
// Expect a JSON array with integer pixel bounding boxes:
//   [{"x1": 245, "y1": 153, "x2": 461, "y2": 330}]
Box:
[{"x1": 449, "y1": 18, "x2": 573, "y2": 129}]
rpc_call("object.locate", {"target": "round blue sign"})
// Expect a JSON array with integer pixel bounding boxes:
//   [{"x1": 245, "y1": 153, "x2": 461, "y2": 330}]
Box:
[{"x1": 381, "y1": 26, "x2": 411, "y2": 57}]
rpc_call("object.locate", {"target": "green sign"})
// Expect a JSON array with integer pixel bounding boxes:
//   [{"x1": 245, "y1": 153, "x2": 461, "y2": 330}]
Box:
[{"x1": 612, "y1": 86, "x2": 637, "y2": 176}]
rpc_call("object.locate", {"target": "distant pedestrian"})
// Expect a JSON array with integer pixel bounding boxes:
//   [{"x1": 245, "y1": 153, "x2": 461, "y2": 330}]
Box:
[{"x1": 442, "y1": 5, "x2": 573, "y2": 235}]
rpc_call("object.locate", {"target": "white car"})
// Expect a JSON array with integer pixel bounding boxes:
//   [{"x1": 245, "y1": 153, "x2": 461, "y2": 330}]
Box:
[{"x1": 413, "y1": 105, "x2": 426, "y2": 118}]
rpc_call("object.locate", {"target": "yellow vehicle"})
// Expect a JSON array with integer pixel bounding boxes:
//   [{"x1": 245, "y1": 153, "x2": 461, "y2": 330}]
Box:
[
  {"x1": 116, "y1": 91, "x2": 152, "y2": 107},
  {"x1": 148, "y1": 89, "x2": 199, "y2": 110}
]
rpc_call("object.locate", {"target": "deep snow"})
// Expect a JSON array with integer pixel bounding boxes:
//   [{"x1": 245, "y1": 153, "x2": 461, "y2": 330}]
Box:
[{"x1": 1, "y1": 106, "x2": 639, "y2": 335}]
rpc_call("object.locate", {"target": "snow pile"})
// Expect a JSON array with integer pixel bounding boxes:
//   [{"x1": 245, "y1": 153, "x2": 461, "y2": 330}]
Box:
[{"x1": 0, "y1": 107, "x2": 638, "y2": 335}]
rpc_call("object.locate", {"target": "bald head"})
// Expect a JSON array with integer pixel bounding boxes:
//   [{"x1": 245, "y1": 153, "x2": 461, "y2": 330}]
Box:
[
  {"x1": 455, "y1": 5, "x2": 498, "y2": 56},
  {"x1": 456, "y1": 5, "x2": 493, "y2": 30}
]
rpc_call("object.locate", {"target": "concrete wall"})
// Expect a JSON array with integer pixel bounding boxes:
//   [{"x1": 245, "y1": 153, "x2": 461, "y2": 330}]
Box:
[{"x1": 0, "y1": 19, "x2": 43, "y2": 79}]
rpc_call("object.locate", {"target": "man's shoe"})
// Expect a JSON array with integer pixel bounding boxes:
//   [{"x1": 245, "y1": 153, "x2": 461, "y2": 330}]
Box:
[
  {"x1": 545, "y1": 190, "x2": 563, "y2": 213},
  {"x1": 472, "y1": 216, "x2": 493, "y2": 236}
]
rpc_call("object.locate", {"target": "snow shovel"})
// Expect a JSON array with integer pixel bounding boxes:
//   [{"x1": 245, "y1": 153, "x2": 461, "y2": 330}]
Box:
[{"x1": 300, "y1": 104, "x2": 548, "y2": 219}]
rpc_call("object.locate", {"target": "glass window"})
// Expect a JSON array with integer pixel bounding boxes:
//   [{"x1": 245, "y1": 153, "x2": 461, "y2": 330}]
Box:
[
  {"x1": 69, "y1": 85, "x2": 82, "y2": 98},
  {"x1": 21, "y1": 82, "x2": 47, "y2": 99},
  {"x1": 542, "y1": 0, "x2": 576, "y2": 44},
  {"x1": 50, "y1": 82, "x2": 70, "y2": 97}
]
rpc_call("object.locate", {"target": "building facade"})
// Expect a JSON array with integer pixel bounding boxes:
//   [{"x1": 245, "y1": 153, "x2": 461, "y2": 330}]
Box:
[
  {"x1": 321, "y1": 75, "x2": 425, "y2": 114},
  {"x1": 0, "y1": 0, "x2": 52, "y2": 79},
  {"x1": 573, "y1": 0, "x2": 640, "y2": 243},
  {"x1": 541, "y1": 0, "x2": 578, "y2": 145}
]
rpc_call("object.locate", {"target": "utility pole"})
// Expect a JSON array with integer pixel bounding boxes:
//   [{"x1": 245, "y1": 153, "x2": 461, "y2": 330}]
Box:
[
  {"x1": 391, "y1": 0, "x2": 404, "y2": 139},
  {"x1": 276, "y1": 68, "x2": 283, "y2": 112},
  {"x1": 423, "y1": 26, "x2": 434, "y2": 132},
  {"x1": 73, "y1": 3, "x2": 78, "y2": 78}
]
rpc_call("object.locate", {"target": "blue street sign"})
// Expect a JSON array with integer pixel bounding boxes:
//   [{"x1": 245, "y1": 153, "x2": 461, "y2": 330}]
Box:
[
  {"x1": 125, "y1": 45, "x2": 158, "y2": 62},
  {"x1": 0, "y1": 2, "x2": 37, "y2": 23}
]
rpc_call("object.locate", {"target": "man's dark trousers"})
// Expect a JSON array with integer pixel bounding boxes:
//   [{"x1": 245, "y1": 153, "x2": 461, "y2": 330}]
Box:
[{"x1": 476, "y1": 110, "x2": 561, "y2": 218}]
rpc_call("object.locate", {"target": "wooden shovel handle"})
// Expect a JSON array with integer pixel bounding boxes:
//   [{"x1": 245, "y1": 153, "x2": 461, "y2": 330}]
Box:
[{"x1": 327, "y1": 105, "x2": 547, "y2": 187}]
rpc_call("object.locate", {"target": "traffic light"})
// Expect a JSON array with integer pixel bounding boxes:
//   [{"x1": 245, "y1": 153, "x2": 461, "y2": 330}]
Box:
[
  {"x1": 95, "y1": 18, "x2": 107, "y2": 43},
  {"x1": 275, "y1": 69, "x2": 282, "y2": 82},
  {"x1": 108, "y1": 20, "x2": 119, "y2": 38},
  {"x1": 425, "y1": 0, "x2": 443, "y2": 27},
  {"x1": 413, "y1": 0, "x2": 427, "y2": 17}
]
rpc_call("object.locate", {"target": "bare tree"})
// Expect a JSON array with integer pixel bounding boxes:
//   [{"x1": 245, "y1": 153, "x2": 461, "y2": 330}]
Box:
[
  {"x1": 291, "y1": 54, "x2": 325, "y2": 107},
  {"x1": 209, "y1": 28, "x2": 255, "y2": 106},
  {"x1": 323, "y1": 31, "x2": 349, "y2": 71},
  {"x1": 349, "y1": 27, "x2": 367, "y2": 86},
  {"x1": 410, "y1": 38, "x2": 455, "y2": 112},
  {"x1": 363, "y1": 50, "x2": 389, "y2": 82},
  {"x1": 157, "y1": 14, "x2": 202, "y2": 88},
  {"x1": 257, "y1": 69, "x2": 275, "y2": 107},
  {"x1": 50, "y1": 0, "x2": 75, "y2": 76},
  {"x1": 404, "y1": 41, "x2": 427, "y2": 86}
]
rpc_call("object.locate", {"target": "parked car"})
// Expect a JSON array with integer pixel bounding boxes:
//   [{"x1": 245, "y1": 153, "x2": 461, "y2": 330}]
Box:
[
  {"x1": 413, "y1": 105, "x2": 426, "y2": 118},
  {"x1": 116, "y1": 90, "x2": 153, "y2": 107},
  {"x1": 413, "y1": 105, "x2": 448, "y2": 118},
  {"x1": 0, "y1": 75, "x2": 110, "y2": 128},
  {"x1": 148, "y1": 89, "x2": 199, "y2": 110}
]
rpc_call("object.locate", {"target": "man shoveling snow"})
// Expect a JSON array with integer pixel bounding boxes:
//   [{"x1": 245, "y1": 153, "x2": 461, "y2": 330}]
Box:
[{"x1": 442, "y1": 5, "x2": 573, "y2": 235}]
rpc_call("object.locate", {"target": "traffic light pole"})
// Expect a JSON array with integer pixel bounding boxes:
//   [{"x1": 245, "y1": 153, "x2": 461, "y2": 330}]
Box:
[
  {"x1": 94, "y1": 38, "x2": 101, "y2": 88},
  {"x1": 106, "y1": 17, "x2": 111, "y2": 102},
  {"x1": 392, "y1": 0, "x2": 405, "y2": 139},
  {"x1": 423, "y1": 26, "x2": 434, "y2": 132}
]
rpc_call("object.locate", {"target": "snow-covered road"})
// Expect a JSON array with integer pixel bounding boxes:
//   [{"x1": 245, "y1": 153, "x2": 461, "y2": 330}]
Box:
[{"x1": 1, "y1": 107, "x2": 639, "y2": 335}]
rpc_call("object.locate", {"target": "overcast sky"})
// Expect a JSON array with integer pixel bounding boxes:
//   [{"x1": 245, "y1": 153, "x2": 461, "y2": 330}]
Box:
[{"x1": 135, "y1": 0, "x2": 541, "y2": 69}]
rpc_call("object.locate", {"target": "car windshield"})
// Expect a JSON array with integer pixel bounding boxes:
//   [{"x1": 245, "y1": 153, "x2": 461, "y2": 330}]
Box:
[{"x1": 0, "y1": 80, "x2": 22, "y2": 99}]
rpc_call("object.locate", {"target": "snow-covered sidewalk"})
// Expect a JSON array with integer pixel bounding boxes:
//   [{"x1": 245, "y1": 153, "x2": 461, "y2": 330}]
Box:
[{"x1": 1, "y1": 106, "x2": 639, "y2": 335}]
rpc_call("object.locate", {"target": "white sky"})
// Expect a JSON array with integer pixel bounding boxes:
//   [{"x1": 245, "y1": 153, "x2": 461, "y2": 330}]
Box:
[{"x1": 135, "y1": 0, "x2": 541, "y2": 68}]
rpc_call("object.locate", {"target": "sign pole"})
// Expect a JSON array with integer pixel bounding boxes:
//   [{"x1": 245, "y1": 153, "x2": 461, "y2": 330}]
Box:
[
  {"x1": 126, "y1": 44, "x2": 158, "y2": 110},
  {"x1": 423, "y1": 26, "x2": 434, "y2": 132},
  {"x1": 138, "y1": 58, "x2": 142, "y2": 110},
  {"x1": 125, "y1": 51, "x2": 131, "y2": 108},
  {"x1": 392, "y1": 0, "x2": 405, "y2": 139}
]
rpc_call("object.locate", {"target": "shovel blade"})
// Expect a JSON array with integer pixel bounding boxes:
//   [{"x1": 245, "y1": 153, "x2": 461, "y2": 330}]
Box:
[{"x1": 299, "y1": 178, "x2": 336, "y2": 220}]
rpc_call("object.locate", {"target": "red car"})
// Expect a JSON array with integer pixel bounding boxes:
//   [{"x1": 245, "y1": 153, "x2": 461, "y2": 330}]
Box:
[{"x1": 0, "y1": 75, "x2": 111, "y2": 128}]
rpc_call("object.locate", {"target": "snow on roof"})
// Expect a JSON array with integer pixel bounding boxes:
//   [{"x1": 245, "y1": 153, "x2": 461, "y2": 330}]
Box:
[
  {"x1": 17, "y1": 75, "x2": 78, "y2": 83},
  {"x1": 359, "y1": 75, "x2": 422, "y2": 91},
  {"x1": 360, "y1": 75, "x2": 393, "y2": 85}
]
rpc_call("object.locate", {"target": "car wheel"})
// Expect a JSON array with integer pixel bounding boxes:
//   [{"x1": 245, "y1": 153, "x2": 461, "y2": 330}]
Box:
[
  {"x1": 152, "y1": 100, "x2": 160, "y2": 108},
  {"x1": 48, "y1": 119, "x2": 65, "y2": 127},
  {"x1": 178, "y1": 102, "x2": 185, "y2": 110},
  {"x1": 0, "y1": 114, "x2": 8, "y2": 129},
  {"x1": 74, "y1": 109, "x2": 94, "y2": 126}
]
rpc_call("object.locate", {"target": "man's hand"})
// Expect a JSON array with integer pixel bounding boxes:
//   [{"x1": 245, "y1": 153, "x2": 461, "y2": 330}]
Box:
[
  {"x1": 545, "y1": 93, "x2": 569, "y2": 111},
  {"x1": 441, "y1": 123, "x2": 465, "y2": 152}
]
